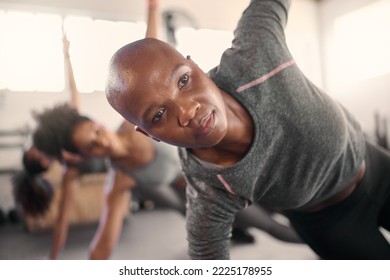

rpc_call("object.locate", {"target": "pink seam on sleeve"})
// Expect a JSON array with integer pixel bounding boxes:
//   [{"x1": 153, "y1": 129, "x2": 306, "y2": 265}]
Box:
[
  {"x1": 236, "y1": 59, "x2": 295, "y2": 93},
  {"x1": 217, "y1": 174, "x2": 236, "y2": 195},
  {"x1": 217, "y1": 174, "x2": 250, "y2": 208}
]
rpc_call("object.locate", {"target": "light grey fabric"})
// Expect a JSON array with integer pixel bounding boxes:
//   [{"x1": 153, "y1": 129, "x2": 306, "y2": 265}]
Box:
[
  {"x1": 121, "y1": 141, "x2": 181, "y2": 188},
  {"x1": 114, "y1": 141, "x2": 185, "y2": 214},
  {"x1": 180, "y1": 0, "x2": 366, "y2": 259}
]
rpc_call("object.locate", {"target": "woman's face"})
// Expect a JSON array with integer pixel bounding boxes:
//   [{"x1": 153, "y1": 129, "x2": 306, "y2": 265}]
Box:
[
  {"x1": 71, "y1": 121, "x2": 112, "y2": 158},
  {"x1": 109, "y1": 41, "x2": 228, "y2": 149}
]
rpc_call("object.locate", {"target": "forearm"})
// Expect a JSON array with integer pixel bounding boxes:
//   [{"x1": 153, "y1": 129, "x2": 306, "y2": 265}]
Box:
[
  {"x1": 63, "y1": 46, "x2": 80, "y2": 110},
  {"x1": 89, "y1": 212, "x2": 125, "y2": 260},
  {"x1": 145, "y1": 0, "x2": 160, "y2": 38},
  {"x1": 185, "y1": 181, "x2": 238, "y2": 260},
  {"x1": 89, "y1": 188, "x2": 130, "y2": 259},
  {"x1": 50, "y1": 207, "x2": 71, "y2": 259},
  {"x1": 49, "y1": 168, "x2": 79, "y2": 259},
  {"x1": 187, "y1": 221, "x2": 232, "y2": 260},
  {"x1": 245, "y1": 0, "x2": 291, "y2": 29}
]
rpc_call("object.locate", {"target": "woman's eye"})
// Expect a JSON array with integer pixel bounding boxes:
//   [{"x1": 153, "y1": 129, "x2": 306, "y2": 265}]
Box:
[
  {"x1": 178, "y1": 74, "x2": 189, "y2": 88},
  {"x1": 94, "y1": 125, "x2": 101, "y2": 136},
  {"x1": 152, "y1": 108, "x2": 166, "y2": 124}
]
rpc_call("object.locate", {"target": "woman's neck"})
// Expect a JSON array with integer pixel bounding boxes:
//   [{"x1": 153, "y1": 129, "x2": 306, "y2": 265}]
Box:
[{"x1": 191, "y1": 90, "x2": 254, "y2": 167}]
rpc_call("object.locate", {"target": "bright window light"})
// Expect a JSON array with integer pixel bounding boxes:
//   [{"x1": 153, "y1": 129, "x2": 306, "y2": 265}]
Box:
[
  {"x1": 63, "y1": 16, "x2": 145, "y2": 92},
  {"x1": 333, "y1": 0, "x2": 390, "y2": 85},
  {"x1": 176, "y1": 27, "x2": 233, "y2": 72},
  {"x1": 0, "y1": 9, "x2": 146, "y2": 93},
  {"x1": 0, "y1": 10, "x2": 7, "y2": 89},
  {"x1": 0, "y1": 10, "x2": 63, "y2": 92},
  {"x1": 0, "y1": 8, "x2": 232, "y2": 93}
]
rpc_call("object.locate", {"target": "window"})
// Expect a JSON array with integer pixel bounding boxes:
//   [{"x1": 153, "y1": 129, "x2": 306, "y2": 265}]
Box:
[
  {"x1": 63, "y1": 16, "x2": 145, "y2": 92},
  {"x1": 0, "y1": 10, "x2": 146, "y2": 93},
  {"x1": 0, "y1": 8, "x2": 232, "y2": 93},
  {"x1": 176, "y1": 27, "x2": 233, "y2": 72},
  {"x1": 0, "y1": 10, "x2": 63, "y2": 91}
]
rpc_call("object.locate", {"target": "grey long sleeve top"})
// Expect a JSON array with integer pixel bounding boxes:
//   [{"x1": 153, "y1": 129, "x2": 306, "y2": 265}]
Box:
[{"x1": 179, "y1": 0, "x2": 366, "y2": 259}]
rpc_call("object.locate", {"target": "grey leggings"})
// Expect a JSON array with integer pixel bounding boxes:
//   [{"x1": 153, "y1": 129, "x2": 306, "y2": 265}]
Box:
[
  {"x1": 133, "y1": 175, "x2": 187, "y2": 215},
  {"x1": 235, "y1": 203, "x2": 302, "y2": 243},
  {"x1": 285, "y1": 141, "x2": 390, "y2": 259}
]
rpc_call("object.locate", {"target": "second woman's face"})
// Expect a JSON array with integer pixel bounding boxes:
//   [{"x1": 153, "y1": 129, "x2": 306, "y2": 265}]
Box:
[{"x1": 71, "y1": 121, "x2": 112, "y2": 158}]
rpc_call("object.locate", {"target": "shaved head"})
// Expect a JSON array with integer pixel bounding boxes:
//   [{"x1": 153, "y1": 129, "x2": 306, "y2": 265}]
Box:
[
  {"x1": 105, "y1": 38, "x2": 185, "y2": 123},
  {"x1": 105, "y1": 37, "x2": 229, "y2": 149}
]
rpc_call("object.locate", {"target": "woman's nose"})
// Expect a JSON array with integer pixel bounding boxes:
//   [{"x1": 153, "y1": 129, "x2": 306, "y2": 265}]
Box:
[
  {"x1": 178, "y1": 100, "x2": 200, "y2": 127},
  {"x1": 96, "y1": 136, "x2": 109, "y2": 148}
]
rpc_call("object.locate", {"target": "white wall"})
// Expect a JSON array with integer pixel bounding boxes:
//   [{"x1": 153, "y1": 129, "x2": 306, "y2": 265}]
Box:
[
  {"x1": 0, "y1": 0, "x2": 249, "y2": 30},
  {"x1": 0, "y1": 0, "x2": 252, "y2": 132},
  {"x1": 286, "y1": 0, "x2": 323, "y2": 88},
  {"x1": 0, "y1": 0, "x2": 322, "y2": 210},
  {"x1": 319, "y1": 0, "x2": 390, "y2": 136}
]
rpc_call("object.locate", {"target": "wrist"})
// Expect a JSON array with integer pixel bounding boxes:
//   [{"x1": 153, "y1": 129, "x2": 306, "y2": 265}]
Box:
[{"x1": 148, "y1": 0, "x2": 159, "y2": 9}]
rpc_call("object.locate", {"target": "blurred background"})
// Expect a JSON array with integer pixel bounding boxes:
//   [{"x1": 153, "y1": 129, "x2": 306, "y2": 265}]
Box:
[{"x1": 0, "y1": 0, "x2": 389, "y2": 259}]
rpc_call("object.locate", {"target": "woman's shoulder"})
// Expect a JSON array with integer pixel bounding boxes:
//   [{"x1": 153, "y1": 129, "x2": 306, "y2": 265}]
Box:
[{"x1": 116, "y1": 120, "x2": 136, "y2": 133}]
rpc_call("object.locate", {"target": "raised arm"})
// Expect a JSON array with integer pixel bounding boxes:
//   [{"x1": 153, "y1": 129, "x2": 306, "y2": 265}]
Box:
[
  {"x1": 49, "y1": 167, "x2": 80, "y2": 259},
  {"x1": 210, "y1": 0, "x2": 293, "y2": 95},
  {"x1": 232, "y1": 0, "x2": 291, "y2": 50},
  {"x1": 89, "y1": 168, "x2": 134, "y2": 259},
  {"x1": 117, "y1": 0, "x2": 161, "y2": 129},
  {"x1": 62, "y1": 29, "x2": 81, "y2": 111},
  {"x1": 145, "y1": 0, "x2": 160, "y2": 39}
]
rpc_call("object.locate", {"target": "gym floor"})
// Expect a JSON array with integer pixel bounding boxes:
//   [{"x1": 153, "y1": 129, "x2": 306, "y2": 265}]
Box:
[{"x1": 0, "y1": 208, "x2": 317, "y2": 260}]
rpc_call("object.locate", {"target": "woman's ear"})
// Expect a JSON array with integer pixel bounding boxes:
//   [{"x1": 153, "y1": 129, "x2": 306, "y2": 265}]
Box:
[{"x1": 134, "y1": 126, "x2": 160, "y2": 142}]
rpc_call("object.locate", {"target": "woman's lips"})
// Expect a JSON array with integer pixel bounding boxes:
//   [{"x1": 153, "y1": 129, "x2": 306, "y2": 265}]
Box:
[{"x1": 195, "y1": 111, "x2": 215, "y2": 138}]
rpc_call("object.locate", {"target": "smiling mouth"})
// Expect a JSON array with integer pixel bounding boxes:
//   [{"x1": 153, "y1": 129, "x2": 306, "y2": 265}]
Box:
[{"x1": 195, "y1": 111, "x2": 215, "y2": 138}]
